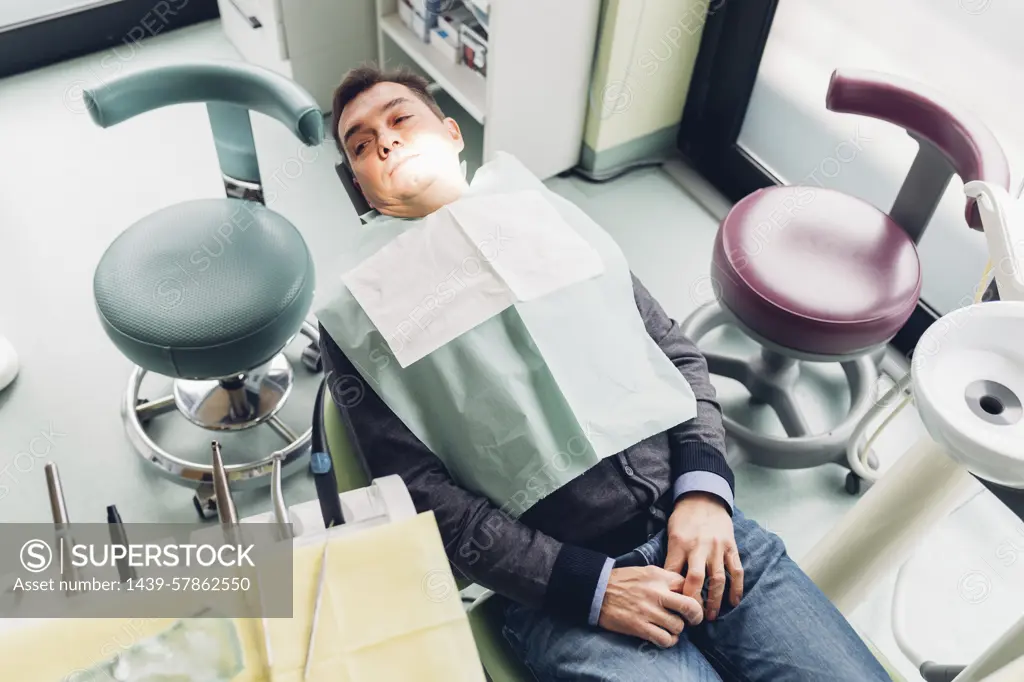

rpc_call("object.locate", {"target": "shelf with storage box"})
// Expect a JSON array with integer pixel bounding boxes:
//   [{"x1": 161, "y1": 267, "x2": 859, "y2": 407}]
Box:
[
  {"x1": 373, "y1": 0, "x2": 602, "y2": 180},
  {"x1": 216, "y1": 0, "x2": 378, "y2": 112}
]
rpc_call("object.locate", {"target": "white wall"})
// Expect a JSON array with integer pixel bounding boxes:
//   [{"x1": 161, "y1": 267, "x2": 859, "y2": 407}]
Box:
[{"x1": 739, "y1": 0, "x2": 1024, "y2": 314}]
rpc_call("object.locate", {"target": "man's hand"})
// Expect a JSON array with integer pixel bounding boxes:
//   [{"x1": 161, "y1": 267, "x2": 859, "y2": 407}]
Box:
[
  {"x1": 664, "y1": 492, "x2": 744, "y2": 622},
  {"x1": 597, "y1": 566, "x2": 704, "y2": 648}
]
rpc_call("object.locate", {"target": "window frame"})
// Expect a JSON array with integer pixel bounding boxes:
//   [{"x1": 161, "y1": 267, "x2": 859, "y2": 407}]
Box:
[{"x1": 0, "y1": 0, "x2": 218, "y2": 79}]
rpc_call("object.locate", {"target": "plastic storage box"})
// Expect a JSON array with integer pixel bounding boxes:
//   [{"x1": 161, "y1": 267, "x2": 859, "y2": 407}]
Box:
[
  {"x1": 429, "y1": 26, "x2": 460, "y2": 63},
  {"x1": 459, "y1": 20, "x2": 488, "y2": 77}
]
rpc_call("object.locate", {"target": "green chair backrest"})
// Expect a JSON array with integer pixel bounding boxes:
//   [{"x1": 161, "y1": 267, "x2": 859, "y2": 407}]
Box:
[{"x1": 320, "y1": 382, "x2": 370, "y2": 493}]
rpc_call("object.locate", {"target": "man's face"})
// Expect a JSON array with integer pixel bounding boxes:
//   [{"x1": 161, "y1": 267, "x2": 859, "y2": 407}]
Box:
[{"x1": 338, "y1": 81, "x2": 465, "y2": 213}]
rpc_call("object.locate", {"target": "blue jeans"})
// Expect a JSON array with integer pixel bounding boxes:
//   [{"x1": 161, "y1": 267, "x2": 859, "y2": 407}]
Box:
[{"x1": 502, "y1": 510, "x2": 891, "y2": 681}]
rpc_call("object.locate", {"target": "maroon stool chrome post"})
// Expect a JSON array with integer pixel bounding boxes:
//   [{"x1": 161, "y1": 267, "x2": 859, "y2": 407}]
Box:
[{"x1": 681, "y1": 68, "x2": 1011, "y2": 492}]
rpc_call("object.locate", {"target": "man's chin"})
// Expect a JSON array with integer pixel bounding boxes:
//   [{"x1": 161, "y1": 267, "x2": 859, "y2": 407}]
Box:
[{"x1": 392, "y1": 172, "x2": 439, "y2": 198}]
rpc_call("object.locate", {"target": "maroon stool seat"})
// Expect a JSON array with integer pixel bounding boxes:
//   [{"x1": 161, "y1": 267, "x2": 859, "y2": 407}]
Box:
[
  {"x1": 681, "y1": 67, "x2": 1011, "y2": 492},
  {"x1": 713, "y1": 186, "x2": 922, "y2": 356}
]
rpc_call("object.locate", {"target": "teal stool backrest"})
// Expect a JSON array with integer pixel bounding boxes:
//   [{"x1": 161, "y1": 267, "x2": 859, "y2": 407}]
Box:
[{"x1": 83, "y1": 61, "x2": 323, "y2": 193}]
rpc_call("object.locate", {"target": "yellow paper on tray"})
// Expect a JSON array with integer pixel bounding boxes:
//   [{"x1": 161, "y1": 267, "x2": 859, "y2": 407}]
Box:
[
  {"x1": 263, "y1": 511, "x2": 486, "y2": 682},
  {"x1": 0, "y1": 512, "x2": 485, "y2": 682}
]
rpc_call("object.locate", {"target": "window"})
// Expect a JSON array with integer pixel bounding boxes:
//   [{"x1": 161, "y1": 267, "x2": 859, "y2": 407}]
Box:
[{"x1": 738, "y1": 0, "x2": 1022, "y2": 315}]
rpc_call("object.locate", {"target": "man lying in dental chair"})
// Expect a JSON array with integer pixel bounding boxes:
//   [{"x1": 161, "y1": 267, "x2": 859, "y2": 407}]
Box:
[{"x1": 317, "y1": 65, "x2": 890, "y2": 682}]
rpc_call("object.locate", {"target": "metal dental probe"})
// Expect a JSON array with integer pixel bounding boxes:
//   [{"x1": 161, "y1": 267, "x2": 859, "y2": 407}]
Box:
[
  {"x1": 106, "y1": 504, "x2": 136, "y2": 582},
  {"x1": 210, "y1": 441, "x2": 238, "y2": 525},
  {"x1": 44, "y1": 462, "x2": 79, "y2": 592},
  {"x1": 212, "y1": 440, "x2": 276, "y2": 676},
  {"x1": 272, "y1": 453, "x2": 293, "y2": 540},
  {"x1": 261, "y1": 452, "x2": 292, "y2": 678}
]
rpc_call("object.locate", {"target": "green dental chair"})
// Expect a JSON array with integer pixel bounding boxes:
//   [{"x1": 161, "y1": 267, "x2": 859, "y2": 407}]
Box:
[
  {"x1": 87, "y1": 61, "x2": 325, "y2": 515},
  {"x1": 314, "y1": 377, "x2": 905, "y2": 681}
]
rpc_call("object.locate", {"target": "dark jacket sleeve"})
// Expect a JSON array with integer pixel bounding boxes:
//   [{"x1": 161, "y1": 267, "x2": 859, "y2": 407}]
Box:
[
  {"x1": 319, "y1": 325, "x2": 609, "y2": 624},
  {"x1": 629, "y1": 274, "x2": 735, "y2": 505}
]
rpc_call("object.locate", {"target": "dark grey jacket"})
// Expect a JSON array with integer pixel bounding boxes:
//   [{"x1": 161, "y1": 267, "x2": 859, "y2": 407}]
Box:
[{"x1": 319, "y1": 273, "x2": 734, "y2": 625}]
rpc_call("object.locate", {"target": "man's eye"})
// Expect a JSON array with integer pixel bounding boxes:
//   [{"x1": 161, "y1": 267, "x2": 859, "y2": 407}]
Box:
[
  {"x1": 395, "y1": 115, "x2": 412, "y2": 124},
  {"x1": 354, "y1": 142, "x2": 367, "y2": 156}
]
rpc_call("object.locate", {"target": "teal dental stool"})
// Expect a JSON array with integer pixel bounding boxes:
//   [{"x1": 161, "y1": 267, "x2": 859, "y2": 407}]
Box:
[
  {"x1": 314, "y1": 377, "x2": 906, "y2": 681},
  {"x1": 87, "y1": 61, "x2": 324, "y2": 516}
]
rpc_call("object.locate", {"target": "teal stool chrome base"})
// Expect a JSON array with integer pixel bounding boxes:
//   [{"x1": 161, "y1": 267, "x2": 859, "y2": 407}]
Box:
[
  {"x1": 123, "y1": 321, "x2": 319, "y2": 497},
  {"x1": 175, "y1": 355, "x2": 293, "y2": 431}
]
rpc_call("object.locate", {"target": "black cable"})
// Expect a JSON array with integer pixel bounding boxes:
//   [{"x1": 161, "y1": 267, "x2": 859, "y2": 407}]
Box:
[{"x1": 310, "y1": 374, "x2": 344, "y2": 528}]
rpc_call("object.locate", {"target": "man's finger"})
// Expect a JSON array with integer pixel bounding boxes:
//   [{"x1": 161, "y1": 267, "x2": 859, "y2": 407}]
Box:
[
  {"x1": 662, "y1": 591, "x2": 704, "y2": 626},
  {"x1": 682, "y1": 546, "x2": 708, "y2": 601},
  {"x1": 663, "y1": 538, "x2": 687, "y2": 574},
  {"x1": 725, "y1": 544, "x2": 744, "y2": 607},
  {"x1": 640, "y1": 622, "x2": 678, "y2": 649},
  {"x1": 648, "y1": 606, "x2": 685, "y2": 636},
  {"x1": 705, "y1": 546, "x2": 726, "y2": 621}
]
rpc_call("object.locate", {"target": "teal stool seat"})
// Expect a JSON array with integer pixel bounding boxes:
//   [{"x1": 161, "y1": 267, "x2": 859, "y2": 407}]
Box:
[{"x1": 94, "y1": 198, "x2": 314, "y2": 379}]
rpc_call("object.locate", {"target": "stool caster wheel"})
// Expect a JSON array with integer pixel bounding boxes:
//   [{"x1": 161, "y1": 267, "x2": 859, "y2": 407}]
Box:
[
  {"x1": 301, "y1": 343, "x2": 322, "y2": 373},
  {"x1": 845, "y1": 471, "x2": 862, "y2": 496},
  {"x1": 193, "y1": 483, "x2": 218, "y2": 520}
]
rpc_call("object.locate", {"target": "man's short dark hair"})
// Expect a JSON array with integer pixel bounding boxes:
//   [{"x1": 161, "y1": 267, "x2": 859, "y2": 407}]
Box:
[{"x1": 330, "y1": 64, "x2": 445, "y2": 161}]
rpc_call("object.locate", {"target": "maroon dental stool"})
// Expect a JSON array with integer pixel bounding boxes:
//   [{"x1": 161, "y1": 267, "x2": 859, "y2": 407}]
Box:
[{"x1": 680, "y1": 68, "x2": 1011, "y2": 493}]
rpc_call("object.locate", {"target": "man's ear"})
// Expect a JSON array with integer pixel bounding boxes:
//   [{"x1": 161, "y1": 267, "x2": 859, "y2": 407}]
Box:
[
  {"x1": 337, "y1": 161, "x2": 374, "y2": 215},
  {"x1": 445, "y1": 117, "x2": 465, "y2": 153}
]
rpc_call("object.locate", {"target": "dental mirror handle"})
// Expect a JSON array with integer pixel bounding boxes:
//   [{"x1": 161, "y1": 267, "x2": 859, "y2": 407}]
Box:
[
  {"x1": 106, "y1": 504, "x2": 137, "y2": 582},
  {"x1": 44, "y1": 462, "x2": 79, "y2": 591},
  {"x1": 271, "y1": 454, "x2": 293, "y2": 539},
  {"x1": 211, "y1": 441, "x2": 238, "y2": 525},
  {"x1": 44, "y1": 462, "x2": 70, "y2": 525}
]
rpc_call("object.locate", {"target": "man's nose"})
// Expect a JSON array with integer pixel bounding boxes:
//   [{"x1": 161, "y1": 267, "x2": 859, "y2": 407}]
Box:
[{"x1": 379, "y1": 136, "x2": 403, "y2": 156}]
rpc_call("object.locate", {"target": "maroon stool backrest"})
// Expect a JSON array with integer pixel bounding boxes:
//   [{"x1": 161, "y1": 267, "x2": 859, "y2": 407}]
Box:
[{"x1": 826, "y1": 68, "x2": 1011, "y2": 230}]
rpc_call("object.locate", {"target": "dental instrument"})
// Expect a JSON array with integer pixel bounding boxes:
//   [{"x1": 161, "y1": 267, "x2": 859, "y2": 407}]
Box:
[
  {"x1": 303, "y1": 538, "x2": 330, "y2": 681},
  {"x1": 310, "y1": 373, "x2": 344, "y2": 529},
  {"x1": 210, "y1": 441, "x2": 238, "y2": 525},
  {"x1": 105, "y1": 504, "x2": 136, "y2": 582},
  {"x1": 272, "y1": 453, "x2": 294, "y2": 539},
  {"x1": 210, "y1": 439, "x2": 279, "y2": 677},
  {"x1": 44, "y1": 462, "x2": 78, "y2": 592},
  {"x1": 0, "y1": 334, "x2": 16, "y2": 392}
]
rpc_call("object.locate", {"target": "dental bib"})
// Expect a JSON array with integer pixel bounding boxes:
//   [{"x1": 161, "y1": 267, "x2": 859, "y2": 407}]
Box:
[{"x1": 317, "y1": 152, "x2": 696, "y2": 517}]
